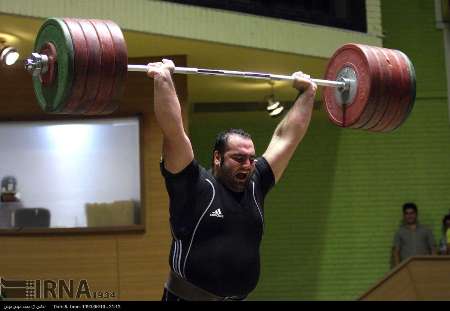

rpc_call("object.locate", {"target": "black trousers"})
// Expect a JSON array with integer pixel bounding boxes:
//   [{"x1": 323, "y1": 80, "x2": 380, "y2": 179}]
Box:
[
  {"x1": 161, "y1": 287, "x2": 245, "y2": 301},
  {"x1": 161, "y1": 287, "x2": 186, "y2": 301}
]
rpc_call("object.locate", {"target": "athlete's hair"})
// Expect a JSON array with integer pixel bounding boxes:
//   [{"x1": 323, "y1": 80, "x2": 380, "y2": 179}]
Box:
[{"x1": 211, "y1": 128, "x2": 252, "y2": 167}]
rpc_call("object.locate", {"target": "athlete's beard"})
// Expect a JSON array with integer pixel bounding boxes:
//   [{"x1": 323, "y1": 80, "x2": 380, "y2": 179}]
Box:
[{"x1": 216, "y1": 161, "x2": 251, "y2": 193}]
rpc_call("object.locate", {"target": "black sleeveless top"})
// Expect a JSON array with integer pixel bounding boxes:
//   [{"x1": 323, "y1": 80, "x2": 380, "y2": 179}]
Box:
[{"x1": 161, "y1": 157, "x2": 275, "y2": 297}]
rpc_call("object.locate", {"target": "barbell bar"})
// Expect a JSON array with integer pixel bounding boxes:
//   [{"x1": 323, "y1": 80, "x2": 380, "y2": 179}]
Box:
[
  {"x1": 26, "y1": 55, "x2": 349, "y2": 91},
  {"x1": 127, "y1": 64, "x2": 349, "y2": 89},
  {"x1": 24, "y1": 17, "x2": 416, "y2": 132}
]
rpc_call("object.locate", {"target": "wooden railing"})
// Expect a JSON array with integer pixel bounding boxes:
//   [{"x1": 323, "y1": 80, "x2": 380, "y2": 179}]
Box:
[{"x1": 359, "y1": 256, "x2": 450, "y2": 300}]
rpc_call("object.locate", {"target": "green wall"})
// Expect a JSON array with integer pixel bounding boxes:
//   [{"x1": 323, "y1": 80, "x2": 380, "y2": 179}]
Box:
[{"x1": 189, "y1": 0, "x2": 450, "y2": 300}]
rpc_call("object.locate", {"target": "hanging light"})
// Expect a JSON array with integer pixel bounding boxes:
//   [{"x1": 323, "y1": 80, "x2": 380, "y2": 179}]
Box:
[
  {"x1": 269, "y1": 106, "x2": 284, "y2": 117},
  {"x1": 0, "y1": 34, "x2": 20, "y2": 67},
  {"x1": 0, "y1": 46, "x2": 20, "y2": 66},
  {"x1": 266, "y1": 95, "x2": 281, "y2": 111},
  {"x1": 265, "y1": 81, "x2": 284, "y2": 117}
]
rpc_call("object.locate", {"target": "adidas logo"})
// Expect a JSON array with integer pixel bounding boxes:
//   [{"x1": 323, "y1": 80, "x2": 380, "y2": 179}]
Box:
[{"x1": 209, "y1": 208, "x2": 224, "y2": 218}]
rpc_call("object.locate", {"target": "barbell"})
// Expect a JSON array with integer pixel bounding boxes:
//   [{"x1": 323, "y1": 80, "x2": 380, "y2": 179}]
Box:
[{"x1": 24, "y1": 17, "x2": 416, "y2": 132}]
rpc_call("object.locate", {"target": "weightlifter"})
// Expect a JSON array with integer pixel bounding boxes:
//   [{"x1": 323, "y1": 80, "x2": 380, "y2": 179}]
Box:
[{"x1": 147, "y1": 59, "x2": 317, "y2": 301}]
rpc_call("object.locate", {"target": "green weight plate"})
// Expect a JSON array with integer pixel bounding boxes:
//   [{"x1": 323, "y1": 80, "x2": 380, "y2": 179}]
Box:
[{"x1": 33, "y1": 18, "x2": 74, "y2": 113}]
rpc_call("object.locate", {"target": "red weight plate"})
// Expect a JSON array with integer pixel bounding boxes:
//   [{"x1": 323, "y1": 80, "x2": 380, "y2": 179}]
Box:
[
  {"x1": 84, "y1": 19, "x2": 116, "y2": 115},
  {"x1": 367, "y1": 49, "x2": 406, "y2": 132},
  {"x1": 76, "y1": 19, "x2": 103, "y2": 114},
  {"x1": 389, "y1": 51, "x2": 416, "y2": 131},
  {"x1": 101, "y1": 20, "x2": 128, "y2": 114},
  {"x1": 368, "y1": 48, "x2": 407, "y2": 132},
  {"x1": 362, "y1": 46, "x2": 396, "y2": 130},
  {"x1": 370, "y1": 50, "x2": 410, "y2": 132},
  {"x1": 39, "y1": 42, "x2": 57, "y2": 86},
  {"x1": 323, "y1": 44, "x2": 372, "y2": 127},
  {"x1": 380, "y1": 50, "x2": 414, "y2": 132},
  {"x1": 61, "y1": 18, "x2": 89, "y2": 114},
  {"x1": 349, "y1": 44, "x2": 383, "y2": 129}
]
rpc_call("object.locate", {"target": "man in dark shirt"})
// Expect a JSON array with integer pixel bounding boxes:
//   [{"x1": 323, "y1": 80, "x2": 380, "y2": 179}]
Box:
[{"x1": 146, "y1": 59, "x2": 317, "y2": 301}]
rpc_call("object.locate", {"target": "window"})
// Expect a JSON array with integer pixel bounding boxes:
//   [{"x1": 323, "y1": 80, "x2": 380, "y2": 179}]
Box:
[
  {"x1": 0, "y1": 116, "x2": 142, "y2": 231},
  {"x1": 166, "y1": 0, "x2": 367, "y2": 32}
]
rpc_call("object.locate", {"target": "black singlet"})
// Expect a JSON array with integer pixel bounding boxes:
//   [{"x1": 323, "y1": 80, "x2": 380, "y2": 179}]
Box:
[{"x1": 160, "y1": 157, "x2": 275, "y2": 297}]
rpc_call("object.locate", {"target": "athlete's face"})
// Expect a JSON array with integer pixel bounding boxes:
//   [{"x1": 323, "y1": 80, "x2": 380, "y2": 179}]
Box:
[{"x1": 214, "y1": 134, "x2": 256, "y2": 192}]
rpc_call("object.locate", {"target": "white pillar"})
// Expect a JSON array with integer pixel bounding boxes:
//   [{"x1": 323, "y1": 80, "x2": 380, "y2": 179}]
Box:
[{"x1": 435, "y1": 0, "x2": 450, "y2": 123}]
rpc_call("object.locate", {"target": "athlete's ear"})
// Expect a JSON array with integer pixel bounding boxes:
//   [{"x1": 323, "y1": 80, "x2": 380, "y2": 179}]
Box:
[{"x1": 213, "y1": 150, "x2": 221, "y2": 165}]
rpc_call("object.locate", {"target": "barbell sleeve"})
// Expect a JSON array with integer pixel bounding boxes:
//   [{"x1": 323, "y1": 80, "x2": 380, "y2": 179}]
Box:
[{"x1": 127, "y1": 64, "x2": 347, "y2": 89}]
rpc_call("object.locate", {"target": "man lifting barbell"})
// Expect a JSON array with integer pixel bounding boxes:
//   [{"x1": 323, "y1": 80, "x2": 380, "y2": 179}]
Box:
[
  {"x1": 23, "y1": 17, "x2": 418, "y2": 300},
  {"x1": 147, "y1": 59, "x2": 317, "y2": 301}
]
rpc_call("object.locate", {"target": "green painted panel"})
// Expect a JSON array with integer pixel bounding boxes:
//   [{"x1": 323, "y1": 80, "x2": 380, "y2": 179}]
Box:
[{"x1": 189, "y1": 0, "x2": 450, "y2": 301}]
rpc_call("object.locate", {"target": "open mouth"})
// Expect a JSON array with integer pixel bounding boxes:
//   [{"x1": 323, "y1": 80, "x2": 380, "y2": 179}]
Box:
[{"x1": 236, "y1": 172, "x2": 248, "y2": 181}]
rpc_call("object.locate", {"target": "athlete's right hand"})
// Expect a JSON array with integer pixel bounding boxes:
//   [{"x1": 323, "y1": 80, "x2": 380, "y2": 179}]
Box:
[{"x1": 146, "y1": 58, "x2": 175, "y2": 82}]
